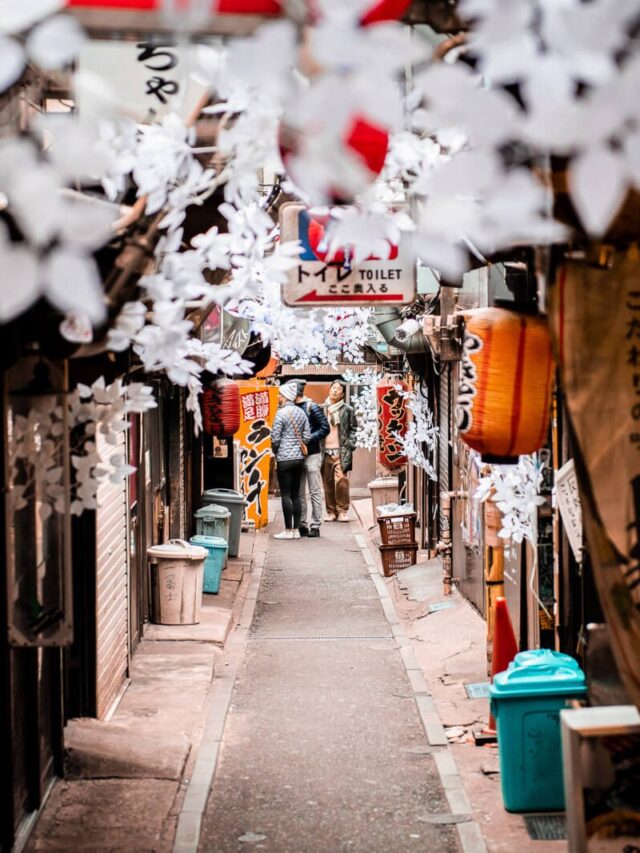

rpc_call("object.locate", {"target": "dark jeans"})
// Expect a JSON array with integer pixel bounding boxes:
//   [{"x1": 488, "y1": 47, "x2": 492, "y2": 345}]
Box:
[{"x1": 277, "y1": 459, "x2": 305, "y2": 529}]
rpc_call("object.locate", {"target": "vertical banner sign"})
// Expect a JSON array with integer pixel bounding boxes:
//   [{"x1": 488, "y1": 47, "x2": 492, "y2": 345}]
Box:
[
  {"x1": 376, "y1": 379, "x2": 407, "y2": 469},
  {"x1": 236, "y1": 381, "x2": 279, "y2": 529},
  {"x1": 549, "y1": 255, "x2": 640, "y2": 707}
]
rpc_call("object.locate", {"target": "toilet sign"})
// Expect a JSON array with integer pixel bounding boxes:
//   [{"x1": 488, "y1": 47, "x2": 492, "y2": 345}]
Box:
[{"x1": 279, "y1": 203, "x2": 416, "y2": 307}]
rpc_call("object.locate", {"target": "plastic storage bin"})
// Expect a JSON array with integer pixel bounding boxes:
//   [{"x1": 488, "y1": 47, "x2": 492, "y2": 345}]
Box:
[
  {"x1": 195, "y1": 504, "x2": 230, "y2": 552},
  {"x1": 201, "y1": 488, "x2": 247, "y2": 557},
  {"x1": 377, "y1": 510, "x2": 417, "y2": 546},
  {"x1": 379, "y1": 543, "x2": 418, "y2": 577},
  {"x1": 147, "y1": 539, "x2": 207, "y2": 625},
  {"x1": 190, "y1": 535, "x2": 228, "y2": 594},
  {"x1": 490, "y1": 649, "x2": 587, "y2": 812}
]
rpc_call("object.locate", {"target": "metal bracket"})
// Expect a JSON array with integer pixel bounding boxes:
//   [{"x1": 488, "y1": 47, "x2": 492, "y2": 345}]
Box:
[{"x1": 423, "y1": 314, "x2": 464, "y2": 362}]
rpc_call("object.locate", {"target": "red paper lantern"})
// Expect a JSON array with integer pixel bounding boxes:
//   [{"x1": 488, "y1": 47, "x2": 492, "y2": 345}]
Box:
[
  {"x1": 217, "y1": 0, "x2": 281, "y2": 11},
  {"x1": 67, "y1": 0, "x2": 408, "y2": 23},
  {"x1": 201, "y1": 379, "x2": 241, "y2": 437},
  {"x1": 360, "y1": 0, "x2": 412, "y2": 26},
  {"x1": 457, "y1": 308, "x2": 554, "y2": 462},
  {"x1": 67, "y1": 0, "x2": 282, "y2": 12},
  {"x1": 377, "y1": 378, "x2": 407, "y2": 469},
  {"x1": 279, "y1": 112, "x2": 389, "y2": 204}
]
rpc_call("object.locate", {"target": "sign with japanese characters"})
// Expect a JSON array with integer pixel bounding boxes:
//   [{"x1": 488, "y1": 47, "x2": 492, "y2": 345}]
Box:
[
  {"x1": 555, "y1": 459, "x2": 583, "y2": 562},
  {"x1": 550, "y1": 255, "x2": 640, "y2": 706},
  {"x1": 279, "y1": 203, "x2": 416, "y2": 307},
  {"x1": 77, "y1": 40, "x2": 207, "y2": 123},
  {"x1": 236, "y1": 381, "x2": 279, "y2": 530},
  {"x1": 376, "y1": 379, "x2": 408, "y2": 469}
]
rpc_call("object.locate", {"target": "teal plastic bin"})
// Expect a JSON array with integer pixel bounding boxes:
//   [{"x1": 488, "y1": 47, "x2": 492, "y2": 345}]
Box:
[
  {"x1": 195, "y1": 504, "x2": 231, "y2": 557},
  {"x1": 190, "y1": 535, "x2": 228, "y2": 594},
  {"x1": 490, "y1": 649, "x2": 587, "y2": 813},
  {"x1": 202, "y1": 488, "x2": 247, "y2": 558}
]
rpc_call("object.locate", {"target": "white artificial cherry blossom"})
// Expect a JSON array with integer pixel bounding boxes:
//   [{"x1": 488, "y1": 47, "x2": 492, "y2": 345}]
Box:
[
  {"x1": 7, "y1": 378, "x2": 157, "y2": 520},
  {"x1": 342, "y1": 368, "x2": 379, "y2": 450},
  {"x1": 394, "y1": 384, "x2": 438, "y2": 480},
  {"x1": 475, "y1": 454, "x2": 546, "y2": 545},
  {"x1": 0, "y1": 0, "x2": 85, "y2": 92}
]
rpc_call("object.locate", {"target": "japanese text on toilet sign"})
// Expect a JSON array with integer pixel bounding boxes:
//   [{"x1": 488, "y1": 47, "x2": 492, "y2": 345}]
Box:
[{"x1": 279, "y1": 203, "x2": 416, "y2": 307}]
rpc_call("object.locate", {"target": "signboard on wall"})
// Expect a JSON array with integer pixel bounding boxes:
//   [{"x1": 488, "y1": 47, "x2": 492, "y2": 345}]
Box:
[
  {"x1": 279, "y1": 203, "x2": 416, "y2": 307},
  {"x1": 77, "y1": 40, "x2": 207, "y2": 122},
  {"x1": 555, "y1": 459, "x2": 583, "y2": 562},
  {"x1": 236, "y1": 382, "x2": 279, "y2": 529},
  {"x1": 549, "y1": 257, "x2": 640, "y2": 708}
]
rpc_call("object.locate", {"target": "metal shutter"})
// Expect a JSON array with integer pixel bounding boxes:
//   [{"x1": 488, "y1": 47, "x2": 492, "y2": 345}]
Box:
[
  {"x1": 179, "y1": 398, "x2": 186, "y2": 539},
  {"x1": 95, "y1": 431, "x2": 129, "y2": 719}
]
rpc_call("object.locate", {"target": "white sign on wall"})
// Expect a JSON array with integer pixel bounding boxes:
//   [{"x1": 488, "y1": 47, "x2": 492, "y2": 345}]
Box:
[
  {"x1": 77, "y1": 40, "x2": 207, "y2": 123},
  {"x1": 279, "y1": 202, "x2": 416, "y2": 307},
  {"x1": 556, "y1": 459, "x2": 584, "y2": 562}
]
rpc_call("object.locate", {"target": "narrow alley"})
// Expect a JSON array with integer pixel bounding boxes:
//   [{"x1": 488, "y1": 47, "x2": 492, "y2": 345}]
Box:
[
  {"x1": 4, "y1": 4, "x2": 640, "y2": 849},
  {"x1": 198, "y1": 511, "x2": 460, "y2": 852}
]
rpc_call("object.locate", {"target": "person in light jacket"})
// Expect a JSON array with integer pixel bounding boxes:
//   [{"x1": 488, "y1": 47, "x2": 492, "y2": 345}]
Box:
[
  {"x1": 295, "y1": 379, "x2": 330, "y2": 538},
  {"x1": 322, "y1": 380, "x2": 358, "y2": 522},
  {"x1": 270, "y1": 381, "x2": 311, "y2": 540}
]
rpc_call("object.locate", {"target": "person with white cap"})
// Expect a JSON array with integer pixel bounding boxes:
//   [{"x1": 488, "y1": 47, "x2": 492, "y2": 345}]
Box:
[{"x1": 270, "y1": 381, "x2": 311, "y2": 540}]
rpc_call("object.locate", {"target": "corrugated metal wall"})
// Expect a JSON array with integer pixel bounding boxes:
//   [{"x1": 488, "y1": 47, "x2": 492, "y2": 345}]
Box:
[
  {"x1": 179, "y1": 398, "x2": 186, "y2": 538},
  {"x1": 95, "y1": 432, "x2": 129, "y2": 719}
]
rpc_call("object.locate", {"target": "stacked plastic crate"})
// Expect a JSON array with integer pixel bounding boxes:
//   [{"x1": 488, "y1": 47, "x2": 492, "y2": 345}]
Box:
[{"x1": 376, "y1": 508, "x2": 418, "y2": 577}]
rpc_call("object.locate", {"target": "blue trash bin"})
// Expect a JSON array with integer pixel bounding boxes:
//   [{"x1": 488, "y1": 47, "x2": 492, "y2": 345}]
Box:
[
  {"x1": 490, "y1": 649, "x2": 587, "y2": 812},
  {"x1": 190, "y1": 535, "x2": 228, "y2": 594}
]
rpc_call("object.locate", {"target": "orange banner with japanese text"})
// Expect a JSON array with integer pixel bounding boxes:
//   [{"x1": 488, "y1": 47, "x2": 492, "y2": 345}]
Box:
[{"x1": 236, "y1": 381, "x2": 279, "y2": 529}]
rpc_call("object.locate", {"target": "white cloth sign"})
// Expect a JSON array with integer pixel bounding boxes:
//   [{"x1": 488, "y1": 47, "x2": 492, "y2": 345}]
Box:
[{"x1": 556, "y1": 459, "x2": 583, "y2": 562}]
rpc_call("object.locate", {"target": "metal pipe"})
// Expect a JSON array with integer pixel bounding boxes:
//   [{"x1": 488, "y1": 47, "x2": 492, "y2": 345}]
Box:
[{"x1": 435, "y1": 490, "x2": 468, "y2": 595}]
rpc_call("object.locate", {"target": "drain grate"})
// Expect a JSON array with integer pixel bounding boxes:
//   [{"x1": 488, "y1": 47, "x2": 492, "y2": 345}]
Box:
[
  {"x1": 428, "y1": 601, "x2": 456, "y2": 613},
  {"x1": 524, "y1": 814, "x2": 567, "y2": 840},
  {"x1": 464, "y1": 681, "x2": 491, "y2": 699},
  {"x1": 248, "y1": 634, "x2": 393, "y2": 641}
]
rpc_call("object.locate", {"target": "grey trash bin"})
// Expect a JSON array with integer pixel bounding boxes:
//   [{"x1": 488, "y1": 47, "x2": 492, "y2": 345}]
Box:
[
  {"x1": 201, "y1": 488, "x2": 247, "y2": 557},
  {"x1": 195, "y1": 504, "x2": 231, "y2": 541},
  {"x1": 147, "y1": 539, "x2": 207, "y2": 625},
  {"x1": 194, "y1": 504, "x2": 230, "y2": 567}
]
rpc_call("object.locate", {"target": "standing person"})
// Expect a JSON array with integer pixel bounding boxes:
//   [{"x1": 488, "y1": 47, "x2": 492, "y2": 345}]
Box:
[
  {"x1": 270, "y1": 381, "x2": 311, "y2": 540},
  {"x1": 322, "y1": 380, "x2": 358, "y2": 522},
  {"x1": 295, "y1": 380, "x2": 330, "y2": 538}
]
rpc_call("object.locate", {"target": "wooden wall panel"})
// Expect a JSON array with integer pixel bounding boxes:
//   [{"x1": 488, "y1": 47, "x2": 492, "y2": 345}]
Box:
[{"x1": 95, "y1": 432, "x2": 129, "y2": 719}]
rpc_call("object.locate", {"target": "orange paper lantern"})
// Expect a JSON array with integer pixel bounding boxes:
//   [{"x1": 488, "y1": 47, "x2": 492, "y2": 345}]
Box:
[
  {"x1": 456, "y1": 308, "x2": 553, "y2": 463},
  {"x1": 255, "y1": 355, "x2": 280, "y2": 379}
]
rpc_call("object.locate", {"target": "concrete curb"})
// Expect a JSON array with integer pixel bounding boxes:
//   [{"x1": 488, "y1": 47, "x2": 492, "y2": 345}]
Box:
[
  {"x1": 350, "y1": 519, "x2": 488, "y2": 853},
  {"x1": 172, "y1": 533, "x2": 269, "y2": 853}
]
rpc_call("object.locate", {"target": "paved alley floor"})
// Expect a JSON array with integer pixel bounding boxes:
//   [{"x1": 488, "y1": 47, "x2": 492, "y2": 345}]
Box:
[{"x1": 198, "y1": 514, "x2": 461, "y2": 853}]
